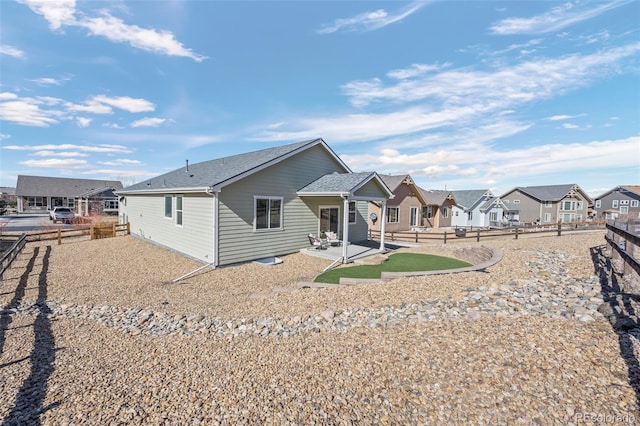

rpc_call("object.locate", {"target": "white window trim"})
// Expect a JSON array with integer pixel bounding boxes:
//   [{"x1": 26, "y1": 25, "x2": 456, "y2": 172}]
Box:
[
  {"x1": 595, "y1": 200, "x2": 601, "y2": 208},
  {"x1": 620, "y1": 206, "x2": 629, "y2": 214},
  {"x1": 175, "y1": 194, "x2": 184, "y2": 227},
  {"x1": 253, "y1": 195, "x2": 284, "y2": 232},
  {"x1": 631, "y1": 200, "x2": 639, "y2": 207},
  {"x1": 620, "y1": 200, "x2": 629, "y2": 205},
  {"x1": 612, "y1": 200, "x2": 619, "y2": 208},
  {"x1": 544, "y1": 213, "x2": 552, "y2": 223},
  {"x1": 544, "y1": 201, "x2": 552, "y2": 208}
]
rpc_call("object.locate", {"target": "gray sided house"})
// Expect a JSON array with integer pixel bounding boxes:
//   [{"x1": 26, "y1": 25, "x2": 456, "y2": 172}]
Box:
[
  {"x1": 593, "y1": 185, "x2": 640, "y2": 219},
  {"x1": 15, "y1": 175, "x2": 122, "y2": 214},
  {"x1": 117, "y1": 139, "x2": 393, "y2": 267},
  {"x1": 500, "y1": 184, "x2": 591, "y2": 224}
]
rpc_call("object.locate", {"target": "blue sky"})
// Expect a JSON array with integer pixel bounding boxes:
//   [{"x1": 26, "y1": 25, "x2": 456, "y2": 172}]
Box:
[{"x1": 1, "y1": 0, "x2": 638, "y2": 198}]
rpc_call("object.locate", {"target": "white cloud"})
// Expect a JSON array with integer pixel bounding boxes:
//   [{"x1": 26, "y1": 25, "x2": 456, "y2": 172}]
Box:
[
  {"x1": 20, "y1": 158, "x2": 87, "y2": 168},
  {"x1": 0, "y1": 97, "x2": 62, "y2": 127},
  {"x1": 92, "y1": 95, "x2": 155, "y2": 113},
  {"x1": 317, "y1": 1, "x2": 427, "y2": 34},
  {"x1": 76, "y1": 13, "x2": 207, "y2": 62},
  {"x1": 18, "y1": 0, "x2": 206, "y2": 62},
  {"x1": 76, "y1": 117, "x2": 92, "y2": 128},
  {"x1": 340, "y1": 43, "x2": 640, "y2": 109},
  {"x1": 4, "y1": 143, "x2": 132, "y2": 154},
  {"x1": 0, "y1": 44, "x2": 26, "y2": 59},
  {"x1": 130, "y1": 117, "x2": 166, "y2": 128},
  {"x1": 491, "y1": 1, "x2": 630, "y2": 35},
  {"x1": 562, "y1": 123, "x2": 579, "y2": 129},
  {"x1": 387, "y1": 63, "x2": 450, "y2": 80},
  {"x1": 31, "y1": 150, "x2": 88, "y2": 157},
  {"x1": 0, "y1": 93, "x2": 19, "y2": 100},
  {"x1": 17, "y1": 0, "x2": 76, "y2": 30},
  {"x1": 0, "y1": 133, "x2": 11, "y2": 140},
  {"x1": 97, "y1": 159, "x2": 142, "y2": 166},
  {"x1": 31, "y1": 77, "x2": 69, "y2": 86},
  {"x1": 546, "y1": 114, "x2": 575, "y2": 121}
]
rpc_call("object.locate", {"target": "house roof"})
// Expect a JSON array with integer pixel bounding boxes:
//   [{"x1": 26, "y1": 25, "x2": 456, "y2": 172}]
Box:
[
  {"x1": 594, "y1": 185, "x2": 640, "y2": 200},
  {"x1": 379, "y1": 174, "x2": 428, "y2": 204},
  {"x1": 479, "y1": 197, "x2": 507, "y2": 212},
  {"x1": 297, "y1": 172, "x2": 393, "y2": 199},
  {"x1": 450, "y1": 189, "x2": 492, "y2": 210},
  {"x1": 16, "y1": 175, "x2": 123, "y2": 198},
  {"x1": 77, "y1": 187, "x2": 119, "y2": 198},
  {"x1": 119, "y1": 138, "x2": 349, "y2": 194},
  {"x1": 504, "y1": 184, "x2": 592, "y2": 203},
  {"x1": 418, "y1": 188, "x2": 456, "y2": 206}
]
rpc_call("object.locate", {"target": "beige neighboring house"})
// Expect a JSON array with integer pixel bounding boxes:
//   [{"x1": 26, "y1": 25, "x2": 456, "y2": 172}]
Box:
[
  {"x1": 418, "y1": 188, "x2": 456, "y2": 228},
  {"x1": 368, "y1": 174, "x2": 425, "y2": 232},
  {"x1": 593, "y1": 185, "x2": 640, "y2": 219},
  {"x1": 15, "y1": 175, "x2": 123, "y2": 215},
  {"x1": 500, "y1": 184, "x2": 591, "y2": 224}
]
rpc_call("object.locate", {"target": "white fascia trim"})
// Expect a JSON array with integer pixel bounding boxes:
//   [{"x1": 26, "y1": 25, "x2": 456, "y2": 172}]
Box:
[
  {"x1": 297, "y1": 192, "x2": 350, "y2": 197},
  {"x1": 116, "y1": 187, "x2": 210, "y2": 195}
]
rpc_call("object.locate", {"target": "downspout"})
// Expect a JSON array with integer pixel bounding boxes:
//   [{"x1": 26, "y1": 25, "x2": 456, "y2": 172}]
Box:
[{"x1": 205, "y1": 187, "x2": 219, "y2": 268}]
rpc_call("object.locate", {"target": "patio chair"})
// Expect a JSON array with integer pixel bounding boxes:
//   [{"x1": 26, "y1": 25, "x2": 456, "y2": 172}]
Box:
[
  {"x1": 308, "y1": 233, "x2": 329, "y2": 250},
  {"x1": 324, "y1": 231, "x2": 342, "y2": 246}
]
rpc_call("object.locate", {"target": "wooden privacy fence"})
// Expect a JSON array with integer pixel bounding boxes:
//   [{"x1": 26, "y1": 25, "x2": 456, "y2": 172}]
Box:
[
  {"x1": 0, "y1": 233, "x2": 27, "y2": 279},
  {"x1": 9, "y1": 222, "x2": 131, "y2": 245},
  {"x1": 369, "y1": 220, "x2": 606, "y2": 244},
  {"x1": 605, "y1": 218, "x2": 640, "y2": 284}
]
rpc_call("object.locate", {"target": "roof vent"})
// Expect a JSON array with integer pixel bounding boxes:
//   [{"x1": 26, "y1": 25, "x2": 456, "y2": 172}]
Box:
[{"x1": 186, "y1": 159, "x2": 189, "y2": 172}]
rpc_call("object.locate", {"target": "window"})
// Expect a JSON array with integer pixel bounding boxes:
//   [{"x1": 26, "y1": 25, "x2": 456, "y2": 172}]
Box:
[
  {"x1": 595, "y1": 200, "x2": 601, "y2": 208},
  {"x1": 632, "y1": 200, "x2": 639, "y2": 208},
  {"x1": 455, "y1": 211, "x2": 459, "y2": 217},
  {"x1": 422, "y1": 206, "x2": 431, "y2": 219},
  {"x1": 562, "y1": 201, "x2": 572, "y2": 211},
  {"x1": 442, "y1": 207, "x2": 449, "y2": 218},
  {"x1": 467, "y1": 211, "x2": 473, "y2": 220},
  {"x1": 255, "y1": 196, "x2": 282, "y2": 230},
  {"x1": 104, "y1": 200, "x2": 118, "y2": 210},
  {"x1": 164, "y1": 196, "x2": 172, "y2": 218},
  {"x1": 490, "y1": 211, "x2": 498, "y2": 221},
  {"x1": 513, "y1": 199, "x2": 520, "y2": 204},
  {"x1": 544, "y1": 201, "x2": 552, "y2": 208},
  {"x1": 576, "y1": 201, "x2": 583, "y2": 210},
  {"x1": 386, "y1": 207, "x2": 399, "y2": 223},
  {"x1": 621, "y1": 200, "x2": 629, "y2": 205},
  {"x1": 348, "y1": 201, "x2": 356, "y2": 224},
  {"x1": 612, "y1": 200, "x2": 619, "y2": 208},
  {"x1": 620, "y1": 206, "x2": 629, "y2": 214},
  {"x1": 176, "y1": 195, "x2": 183, "y2": 226},
  {"x1": 68, "y1": 198, "x2": 75, "y2": 208},
  {"x1": 544, "y1": 213, "x2": 552, "y2": 223},
  {"x1": 27, "y1": 197, "x2": 44, "y2": 207}
]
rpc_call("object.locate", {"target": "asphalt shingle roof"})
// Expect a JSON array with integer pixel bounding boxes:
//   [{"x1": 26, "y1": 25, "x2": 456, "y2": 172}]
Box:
[
  {"x1": 513, "y1": 184, "x2": 578, "y2": 202},
  {"x1": 418, "y1": 188, "x2": 453, "y2": 206},
  {"x1": 451, "y1": 189, "x2": 491, "y2": 210},
  {"x1": 16, "y1": 176, "x2": 122, "y2": 197},
  {"x1": 121, "y1": 139, "x2": 330, "y2": 192},
  {"x1": 297, "y1": 172, "x2": 378, "y2": 194}
]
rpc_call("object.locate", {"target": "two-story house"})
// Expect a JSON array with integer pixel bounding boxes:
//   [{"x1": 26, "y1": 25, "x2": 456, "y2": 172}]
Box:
[
  {"x1": 500, "y1": 184, "x2": 591, "y2": 224},
  {"x1": 593, "y1": 185, "x2": 640, "y2": 219}
]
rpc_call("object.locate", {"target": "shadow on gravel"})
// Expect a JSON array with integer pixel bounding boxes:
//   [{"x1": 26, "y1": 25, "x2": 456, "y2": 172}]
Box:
[
  {"x1": 590, "y1": 244, "x2": 640, "y2": 407},
  {"x1": 0, "y1": 247, "x2": 40, "y2": 357},
  {"x1": 2, "y1": 246, "x2": 60, "y2": 426}
]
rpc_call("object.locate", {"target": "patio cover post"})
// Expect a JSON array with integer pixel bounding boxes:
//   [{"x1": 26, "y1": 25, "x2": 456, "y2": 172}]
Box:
[
  {"x1": 380, "y1": 199, "x2": 387, "y2": 251},
  {"x1": 342, "y1": 196, "x2": 350, "y2": 263}
]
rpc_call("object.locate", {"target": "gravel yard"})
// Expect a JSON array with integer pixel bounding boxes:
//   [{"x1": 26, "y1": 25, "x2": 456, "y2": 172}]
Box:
[{"x1": 1, "y1": 230, "x2": 639, "y2": 424}]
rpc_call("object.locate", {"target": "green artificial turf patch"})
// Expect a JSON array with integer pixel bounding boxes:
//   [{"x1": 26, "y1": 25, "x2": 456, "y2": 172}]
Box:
[{"x1": 314, "y1": 253, "x2": 472, "y2": 284}]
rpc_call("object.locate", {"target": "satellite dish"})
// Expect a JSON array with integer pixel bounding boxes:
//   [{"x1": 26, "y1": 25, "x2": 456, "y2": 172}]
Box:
[{"x1": 370, "y1": 212, "x2": 378, "y2": 221}]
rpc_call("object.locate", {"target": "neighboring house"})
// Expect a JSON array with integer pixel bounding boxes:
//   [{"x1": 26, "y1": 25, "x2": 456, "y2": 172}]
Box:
[
  {"x1": 368, "y1": 174, "x2": 425, "y2": 232},
  {"x1": 450, "y1": 189, "x2": 505, "y2": 228},
  {"x1": 76, "y1": 187, "x2": 121, "y2": 216},
  {"x1": 500, "y1": 184, "x2": 591, "y2": 224},
  {"x1": 15, "y1": 175, "x2": 123, "y2": 215},
  {"x1": 418, "y1": 188, "x2": 457, "y2": 228},
  {"x1": 593, "y1": 185, "x2": 640, "y2": 219},
  {"x1": 117, "y1": 139, "x2": 393, "y2": 267}
]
